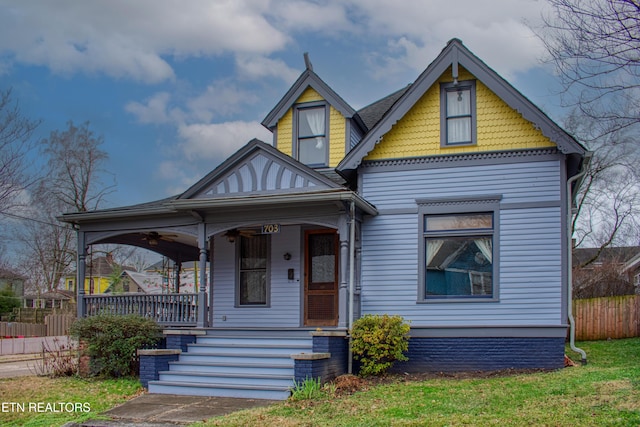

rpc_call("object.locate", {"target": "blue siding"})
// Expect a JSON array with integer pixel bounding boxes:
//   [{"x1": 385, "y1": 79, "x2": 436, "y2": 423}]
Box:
[
  {"x1": 360, "y1": 159, "x2": 564, "y2": 327},
  {"x1": 212, "y1": 226, "x2": 302, "y2": 327}
]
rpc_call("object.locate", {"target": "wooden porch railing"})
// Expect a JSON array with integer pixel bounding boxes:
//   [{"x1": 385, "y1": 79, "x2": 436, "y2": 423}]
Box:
[{"x1": 83, "y1": 293, "x2": 198, "y2": 326}]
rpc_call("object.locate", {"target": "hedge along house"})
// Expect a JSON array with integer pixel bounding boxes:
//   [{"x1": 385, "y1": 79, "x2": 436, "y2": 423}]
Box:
[{"x1": 60, "y1": 39, "x2": 588, "y2": 399}]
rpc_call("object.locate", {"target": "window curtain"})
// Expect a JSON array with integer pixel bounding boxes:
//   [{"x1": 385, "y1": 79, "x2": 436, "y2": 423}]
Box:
[
  {"x1": 426, "y1": 239, "x2": 445, "y2": 266},
  {"x1": 475, "y1": 238, "x2": 492, "y2": 263},
  {"x1": 446, "y1": 89, "x2": 471, "y2": 143},
  {"x1": 304, "y1": 108, "x2": 325, "y2": 148}
]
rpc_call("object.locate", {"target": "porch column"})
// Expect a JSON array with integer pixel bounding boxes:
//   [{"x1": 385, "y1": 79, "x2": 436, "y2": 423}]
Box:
[
  {"x1": 338, "y1": 216, "x2": 349, "y2": 329},
  {"x1": 338, "y1": 239, "x2": 349, "y2": 328},
  {"x1": 197, "y1": 223, "x2": 208, "y2": 328},
  {"x1": 76, "y1": 231, "x2": 87, "y2": 318},
  {"x1": 208, "y1": 236, "x2": 214, "y2": 327}
]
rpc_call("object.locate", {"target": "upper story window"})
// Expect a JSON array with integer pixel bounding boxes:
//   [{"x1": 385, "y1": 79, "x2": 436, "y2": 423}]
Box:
[
  {"x1": 296, "y1": 104, "x2": 328, "y2": 166},
  {"x1": 441, "y1": 80, "x2": 476, "y2": 147}
]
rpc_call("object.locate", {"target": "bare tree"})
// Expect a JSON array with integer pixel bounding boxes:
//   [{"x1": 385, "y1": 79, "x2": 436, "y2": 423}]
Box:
[
  {"x1": 14, "y1": 190, "x2": 75, "y2": 294},
  {"x1": 41, "y1": 121, "x2": 114, "y2": 212},
  {"x1": 0, "y1": 88, "x2": 40, "y2": 215},
  {"x1": 565, "y1": 111, "x2": 640, "y2": 263},
  {"x1": 537, "y1": 0, "x2": 640, "y2": 260},
  {"x1": 15, "y1": 121, "x2": 114, "y2": 293},
  {"x1": 539, "y1": 0, "x2": 640, "y2": 139}
]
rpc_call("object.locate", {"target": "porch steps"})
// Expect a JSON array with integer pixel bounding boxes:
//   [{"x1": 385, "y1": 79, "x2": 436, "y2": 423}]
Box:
[{"x1": 148, "y1": 329, "x2": 313, "y2": 400}]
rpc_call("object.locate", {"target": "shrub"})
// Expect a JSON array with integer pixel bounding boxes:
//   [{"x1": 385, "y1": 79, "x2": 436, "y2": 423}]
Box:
[
  {"x1": 351, "y1": 314, "x2": 410, "y2": 377},
  {"x1": 69, "y1": 314, "x2": 161, "y2": 378},
  {"x1": 31, "y1": 336, "x2": 78, "y2": 377}
]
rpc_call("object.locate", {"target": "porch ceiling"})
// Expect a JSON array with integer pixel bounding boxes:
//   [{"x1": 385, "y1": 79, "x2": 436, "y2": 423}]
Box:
[{"x1": 93, "y1": 232, "x2": 200, "y2": 262}]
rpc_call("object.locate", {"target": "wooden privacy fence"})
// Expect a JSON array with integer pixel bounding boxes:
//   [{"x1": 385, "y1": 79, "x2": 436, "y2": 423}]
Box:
[
  {"x1": 0, "y1": 314, "x2": 75, "y2": 337},
  {"x1": 0, "y1": 322, "x2": 46, "y2": 337},
  {"x1": 573, "y1": 295, "x2": 640, "y2": 341}
]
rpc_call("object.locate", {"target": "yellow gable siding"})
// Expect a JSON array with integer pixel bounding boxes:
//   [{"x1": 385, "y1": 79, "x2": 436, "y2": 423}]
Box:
[
  {"x1": 275, "y1": 87, "x2": 347, "y2": 166},
  {"x1": 364, "y1": 67, "x2": 556, "y2": 161},
  {"x1": 329, "y1": 105, "x2": 345, "y2": 167},
  {"x1": 277, "y1": 109, "x2": 293, "y2": 157}
]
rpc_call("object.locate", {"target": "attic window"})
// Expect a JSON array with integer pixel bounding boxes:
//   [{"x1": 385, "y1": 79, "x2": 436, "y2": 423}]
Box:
[
  {"x1": 441, "y1": 80, "x2": 476, "y2": 147},
  {"x1": 296, "y1": 104, "x2": 328, "y2": 166}
]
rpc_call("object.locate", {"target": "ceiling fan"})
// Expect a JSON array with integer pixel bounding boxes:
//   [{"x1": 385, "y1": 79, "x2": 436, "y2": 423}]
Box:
[
  {"x1": 223, "y1": 228, "x2": 258, "y2": 243},
  {"x1": 140, "y1": 231, "x2": 177, "y2": 247}
]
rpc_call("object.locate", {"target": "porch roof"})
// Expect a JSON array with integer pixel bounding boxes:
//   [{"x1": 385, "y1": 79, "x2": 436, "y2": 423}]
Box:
[{"x1": 60, "y1": 188, "x2": 377, "y2": 223}]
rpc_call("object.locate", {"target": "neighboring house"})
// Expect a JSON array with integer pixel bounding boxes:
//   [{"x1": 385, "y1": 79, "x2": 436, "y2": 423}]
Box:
[
  {"x1": 145, "y1": 260, "x2": 207, "y2": 293},
  {"x1": 573, "y1": 246, "x2": 640, "y2": 298},
  {"x1": 60, "y1": 39, "x2": 588, "y2": 399},
  {"x1": 23, "y1": 290, "x2": 74, "y2": 309},
  {"x1": 65, "y1": 254, "x2": 133, "y2": 295},
  {"x1": 0, "y1": 268, "x2": 26, "y2": 300}
]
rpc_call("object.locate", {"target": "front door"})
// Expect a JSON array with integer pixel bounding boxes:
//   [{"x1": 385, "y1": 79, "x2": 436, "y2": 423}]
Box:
[{"x1": 304, "y1": 230, "x2": 338, "y2": 326}]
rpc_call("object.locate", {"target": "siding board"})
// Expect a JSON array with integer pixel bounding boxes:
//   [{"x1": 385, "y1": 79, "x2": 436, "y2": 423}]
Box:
[{"x1": 360, "y1": 160, "x2": 564, "y2": 327}]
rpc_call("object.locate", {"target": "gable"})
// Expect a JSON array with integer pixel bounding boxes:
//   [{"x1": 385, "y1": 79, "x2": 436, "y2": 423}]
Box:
[
  {"x1": 274, "y1": 86, "x2": 349, "y2": 168},
  {"x1": 180, "y1": 139, "x2": 342, "y2": 200},
  {"x1": 364, "y1": 66, "x2": 557, "y2": 161},
  {"x1": 338, "y1": 39, "x2": 586, "y2": 173}
]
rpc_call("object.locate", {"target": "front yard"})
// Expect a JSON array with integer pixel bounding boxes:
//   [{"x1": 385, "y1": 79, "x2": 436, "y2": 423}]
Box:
[
  {"x1": 199, "y1": 338, "x2": 640, "y2": 427},
  {"x1": 0, "y1": 338, "x2": 638, "y2": 426}
]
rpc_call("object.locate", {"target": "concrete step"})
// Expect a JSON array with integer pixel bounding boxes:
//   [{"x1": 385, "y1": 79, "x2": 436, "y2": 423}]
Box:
[
  {"x1": 168, "y1": 360, "x2": 294, "y2": 376},
  {"x1": 186, "y1": 342, "x2": 311, "y2": 355},
  {"x1": 178, "y1": 352, "x2": 295, "y2": 366},
  {"x1": 148, "y1": 380, "x2": 291, "y2": 400},
  {"x1": 197, "y1": 336, "x2": 312, "y2": 347},
  {"x1": 158, "y1": 371, "x2": 293, "y2": 387}
]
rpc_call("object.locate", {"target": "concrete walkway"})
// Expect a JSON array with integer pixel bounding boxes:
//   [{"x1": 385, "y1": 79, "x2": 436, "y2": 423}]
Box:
[
  {"x1": 79, "y1": 393, "x2": 277, "y2": 426},
  {"x1": 0, "y1": 355, "x2": 277, "y2": 426}
]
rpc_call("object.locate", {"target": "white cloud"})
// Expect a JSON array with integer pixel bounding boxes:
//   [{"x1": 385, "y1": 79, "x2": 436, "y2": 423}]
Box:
[
  {"x1": 125, "y1": 92, "x2": 174, "y2": 124},
  {"x1": 0, "y1": 0, "x2": 289, "y2": 83},
  {"x1": 186, "y1": 81, "x2": 261, "y2": 122},
  {"x1": 235, "y1": 55, "x2": 300, "y2": 84},
  {"x1": 177, "y1": 121, "x2": 272, "y2": 162}
]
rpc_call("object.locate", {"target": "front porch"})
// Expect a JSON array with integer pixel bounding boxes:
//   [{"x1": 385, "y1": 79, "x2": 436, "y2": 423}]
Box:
[{"x1": 60, "y1": 141, "x2": 376, "y2": 398}]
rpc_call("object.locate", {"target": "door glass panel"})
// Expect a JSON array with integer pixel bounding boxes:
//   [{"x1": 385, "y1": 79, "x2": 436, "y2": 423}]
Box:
[{"x1": 309, "y1": 234, "x2": 335, "y2": 290}]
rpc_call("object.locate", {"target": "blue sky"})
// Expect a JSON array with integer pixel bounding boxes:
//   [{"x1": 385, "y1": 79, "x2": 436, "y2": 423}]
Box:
[{"x1": 0, "y1": 0, "x2": 565, "y2": 208}]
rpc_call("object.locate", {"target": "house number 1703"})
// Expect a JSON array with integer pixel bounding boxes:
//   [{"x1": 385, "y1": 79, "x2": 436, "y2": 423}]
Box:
[{"x1": 262, "y1": 224, "x2": 281, "y2": 234}]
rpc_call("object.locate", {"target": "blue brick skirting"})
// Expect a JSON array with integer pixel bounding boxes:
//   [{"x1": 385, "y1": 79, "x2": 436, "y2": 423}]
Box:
[
  {"x1": 391, "y1": 337, "x2": 566, "y2": 373},
  {"x1": 138, "y1": 349, "x2": 181, "y2": 388},
  {"x1": 165, "y1": 334, "x2": 197, "y2": 352},
  {"x1": 294, "y1": 332, "x2": 348, "y2": 384}
]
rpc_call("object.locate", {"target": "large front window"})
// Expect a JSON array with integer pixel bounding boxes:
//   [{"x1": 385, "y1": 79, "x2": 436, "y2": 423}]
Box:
[
  {"x1": 424, "y1": 212, "x2": 494, "y2": 299},
  {"x1": 238, "y1": 234, "x2": 269, "y2": 306},
  {"x1": 297, "y1": 105, "x2": 327, "y2": 166}
]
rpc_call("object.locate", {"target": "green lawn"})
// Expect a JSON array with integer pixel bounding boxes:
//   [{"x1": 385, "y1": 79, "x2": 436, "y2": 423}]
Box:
[
  {"x1": 196, "y1": 338, "x2": 640, "y2": 427},
  {"x1": 0, "y1": 376, "x2": 142, "y2": 427},
  {"x1": 1, "y1": 339, "x2": 637, "y2": 427}
]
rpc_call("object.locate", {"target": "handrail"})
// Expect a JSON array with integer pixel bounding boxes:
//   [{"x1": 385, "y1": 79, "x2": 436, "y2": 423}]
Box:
[{"x1": 83, "y1": 293, "x2": 198, "y2": 326}]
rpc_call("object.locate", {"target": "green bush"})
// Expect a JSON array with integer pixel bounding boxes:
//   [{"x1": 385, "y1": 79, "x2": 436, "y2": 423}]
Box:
[
  {"x1": 0, "y1": 289, "x2": 20, "y2": 317},
  {"x1": 69, "y1": 314, "x2": 161, "y2": 378},
  {"x1": 351, "y1": 314, "x2": 410, "y2": 377}
]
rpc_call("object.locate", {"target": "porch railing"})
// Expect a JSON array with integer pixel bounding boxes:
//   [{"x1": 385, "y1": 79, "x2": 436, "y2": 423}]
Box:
[{"x1": 83, "y1": 293, "x2": 198, "y2": 326}]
